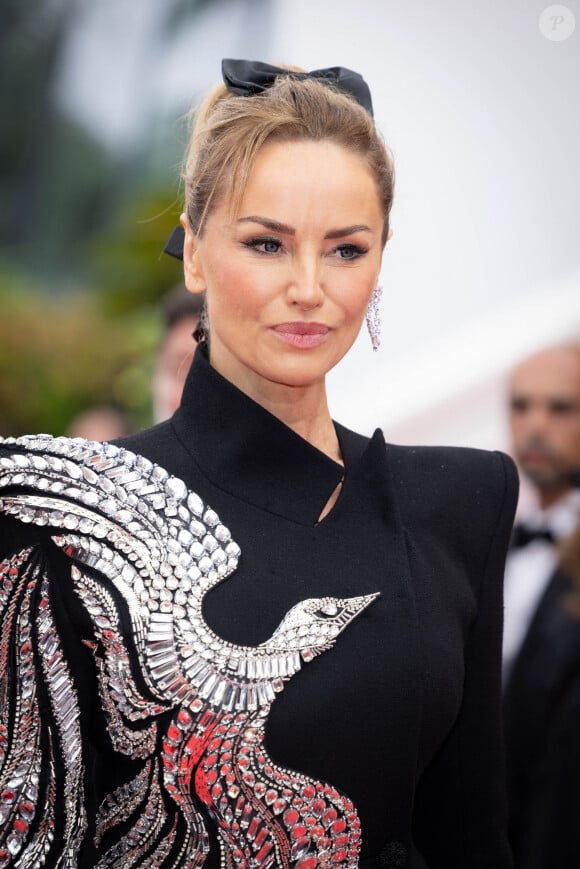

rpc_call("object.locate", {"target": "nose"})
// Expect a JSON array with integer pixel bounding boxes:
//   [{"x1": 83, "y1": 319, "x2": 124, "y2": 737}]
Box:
[
  {"x1": 511, "y1": 402, "x2": 551, "y2": 443},
  {"x1": 525, "y1": 405, "x2": 551, "y2": 434},
  {"x1": 286, "y1": 253, "x2": 324, "y2": 311}
]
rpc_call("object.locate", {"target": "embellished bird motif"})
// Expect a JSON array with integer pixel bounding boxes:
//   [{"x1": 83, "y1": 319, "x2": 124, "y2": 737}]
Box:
[{"x1": 0, "y1": 435, "x2": 378, "y2": 868}]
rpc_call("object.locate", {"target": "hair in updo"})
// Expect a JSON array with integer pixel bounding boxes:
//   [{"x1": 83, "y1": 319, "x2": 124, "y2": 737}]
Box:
[{"x1": 183, "y1": 68, "x2": 394, "y2": 245}]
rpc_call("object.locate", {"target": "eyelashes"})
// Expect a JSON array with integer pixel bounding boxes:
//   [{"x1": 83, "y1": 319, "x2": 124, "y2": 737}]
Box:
[
  {"x1": 241, "y1": 237, "x2": 369, "y2": 260},
  {"x1": 242, "y1": 236, "x2": 282, "y2": 255},
  {"x1": 334, "y1": 244, "x2": 368, "y2": 261}
]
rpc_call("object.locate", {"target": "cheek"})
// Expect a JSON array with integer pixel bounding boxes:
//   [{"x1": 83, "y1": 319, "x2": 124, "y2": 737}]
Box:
[
  {"x1": 341, "y1": 283, "x2": 375, "y2": 324},
  {"x1": 207, "y1": 259, "x2": 268, "y2": 321}
]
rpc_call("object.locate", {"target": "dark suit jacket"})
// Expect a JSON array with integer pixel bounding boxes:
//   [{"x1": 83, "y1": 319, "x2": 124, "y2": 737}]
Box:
[
  {"x1": 503, "y1": 568, "x2": 580, "y2": 868},
  {"x1": 0, "y1": 346, "x2": 518, "y2": 868}
]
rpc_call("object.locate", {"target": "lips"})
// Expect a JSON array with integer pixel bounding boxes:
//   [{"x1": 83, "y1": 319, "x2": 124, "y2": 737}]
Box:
[{"x1": 272, "y1": 322, "x2": 330, "y2": 349}]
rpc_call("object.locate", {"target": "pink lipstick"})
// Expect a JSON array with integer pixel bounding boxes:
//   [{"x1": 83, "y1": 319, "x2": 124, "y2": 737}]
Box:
[{"x1": 272, "y1": 322, "x2": 330, "y2": 349}]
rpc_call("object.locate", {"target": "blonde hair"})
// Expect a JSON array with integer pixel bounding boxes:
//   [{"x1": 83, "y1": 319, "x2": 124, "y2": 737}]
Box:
[{"x1": 183, "y1": 69, "x2": 394, "y2": 244}]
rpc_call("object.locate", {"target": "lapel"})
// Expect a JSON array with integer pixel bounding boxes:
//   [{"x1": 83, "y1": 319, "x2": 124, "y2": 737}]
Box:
[{"x1": 506, "y1": 570, "x2": 570, "y2": 693}]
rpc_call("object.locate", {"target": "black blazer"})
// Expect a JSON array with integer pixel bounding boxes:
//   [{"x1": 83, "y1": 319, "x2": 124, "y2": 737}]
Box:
[
  {"x1": 0, "y1": 347, "x2": 518, "y2": 869},
  {"x1": 503, "y1": 568, "x2": 580, "y2": 868}
]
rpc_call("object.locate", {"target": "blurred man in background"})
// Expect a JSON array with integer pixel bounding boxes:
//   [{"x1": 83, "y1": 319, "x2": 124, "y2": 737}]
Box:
[
  {"x1": 66, "y1": 405, "x2": 130, "y2": 441},
  {"x1": 503, "y1": 343, "x2": 580, "y2": 869},
  {"x1": 152, "y1": 284, "x2": 205, "y2": 422}
]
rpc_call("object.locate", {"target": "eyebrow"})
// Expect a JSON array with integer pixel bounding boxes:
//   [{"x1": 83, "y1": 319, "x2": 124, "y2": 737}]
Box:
[{"x1": 237, "y1": 216, "x2": 372, "y2": 238}]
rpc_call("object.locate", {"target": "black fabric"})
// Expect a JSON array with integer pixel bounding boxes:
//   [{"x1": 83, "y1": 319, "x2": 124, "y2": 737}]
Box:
[
  {"x1": 509, "y1": 524, "x2": 555, "y2": 549},
  {"x1": 221, "y1": 58, "x2": 374, "y2": 117},
  {"x1": 503, "y1": 569, "x2": 580, "y2": 868},
  {"x1": 0, "y1": 344, "x2": 518, "y2": 867},
  {"x1": 163, "y1": 224, "x2": 186, "y2": 261}
]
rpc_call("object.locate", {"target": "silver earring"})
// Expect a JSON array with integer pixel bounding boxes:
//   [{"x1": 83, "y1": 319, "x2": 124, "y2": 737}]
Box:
[{"x1": 366, "y1": 286, "x2": 382, "y2": 351}]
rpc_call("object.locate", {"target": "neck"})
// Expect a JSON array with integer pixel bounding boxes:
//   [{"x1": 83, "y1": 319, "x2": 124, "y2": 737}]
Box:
[{"x1": 538, "y1": 485, "x2": 573, "y2": 511}]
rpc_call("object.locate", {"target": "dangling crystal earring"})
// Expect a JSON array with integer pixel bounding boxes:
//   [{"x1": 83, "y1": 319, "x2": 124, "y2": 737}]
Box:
[{"x1": 366, "y1": 285, "x2": 382, "y2": 351}]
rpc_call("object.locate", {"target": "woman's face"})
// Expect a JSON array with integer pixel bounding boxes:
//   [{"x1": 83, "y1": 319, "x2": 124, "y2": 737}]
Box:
[{"x1": 182, "y1": 139, "x2": 385, "y2": 399}]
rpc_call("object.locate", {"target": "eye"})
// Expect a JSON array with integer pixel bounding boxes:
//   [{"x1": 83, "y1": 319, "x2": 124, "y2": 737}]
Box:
[
  {"x1": 333, "y1": 244, "x2": 367, "y2": 261},
  {"x1": 510, "y1": 397, "x2": 529, "y2": 414},
  {"x1": 243, "y1": 237, "x2": 282, "y2": 255},
  {"x1": 549, "y1": 399, "x2": 578, "y2": 416},
  {"x1": 312, "y1": 601, "x2": 342, "y2": 619}
]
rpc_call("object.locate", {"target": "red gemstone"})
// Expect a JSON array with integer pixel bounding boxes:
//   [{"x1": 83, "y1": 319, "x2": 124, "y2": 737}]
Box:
[
  {"x1": 332, "y1": 848, "x2": 348, "y2": 862},
  {"x1": 331, "y1": 820, "x2": 346, "y2": 834},
  {"x1": 199, "y1": 710, "x2": 214, "y2": 728},
  {"x1": 177, "y1": 710, "x2": 192, "y2": 726},
  {"x1": 323, "y1": 808, "x2": 338, "y2": 826},
  {"x1": 283, "y1": 808, "x2": 299, "y2": 827},
  {"x1": 167, "y1": 725, "x2": 181, "y2": 741},
  {"x1": 13, "y1": 819, "x2": 28, "y2": 833},
  {"x1": 291, "y1": 824, "x2": 307, "y2": 839},
  {"x1": 312, "y1": 798, "x2": 326, "y2": 816},
  {"x1": 295, "y1": 857, "x2": 317, "y2": 869},
  {"x1": 254, "y1": 827, "x2": 268, "y2": 848},
  {"x1": 302, "y1": 784, "x2": 316, "y2": 801},
  {"x1": 255, "y1": 841, "x2": 274, "y2": 863}
]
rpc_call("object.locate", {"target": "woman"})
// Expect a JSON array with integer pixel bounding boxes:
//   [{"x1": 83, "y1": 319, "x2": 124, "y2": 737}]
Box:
[{"x1": 0, "y1": 60, "x2": 517, "y2": 869}]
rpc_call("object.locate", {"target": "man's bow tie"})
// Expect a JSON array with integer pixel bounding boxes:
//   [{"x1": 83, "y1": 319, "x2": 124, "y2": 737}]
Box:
[{"x1": 510, "y1": 524, "x2": 555, "y2": 549}]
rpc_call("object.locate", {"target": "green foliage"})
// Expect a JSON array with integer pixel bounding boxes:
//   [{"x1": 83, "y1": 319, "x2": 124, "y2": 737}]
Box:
[
  {"x1": 0, "y1": 272, "x2": 161, "y2": 437},
  {"x1": 0, "y1": 0, "x2": 198, "y2": 438},
  {"x1": 90, "y1": 189, "x2": 185, "y2": 316}
]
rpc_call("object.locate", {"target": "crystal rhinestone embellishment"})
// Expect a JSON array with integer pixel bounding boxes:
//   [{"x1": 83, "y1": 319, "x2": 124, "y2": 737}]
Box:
[{"x1": 0, "y1": 434, "x2": 379, "y2": 867}]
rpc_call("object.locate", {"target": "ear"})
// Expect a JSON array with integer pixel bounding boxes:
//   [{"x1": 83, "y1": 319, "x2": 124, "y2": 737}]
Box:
[{"x1": 180, "y1": 213, "x2": 207, "y2": 295}]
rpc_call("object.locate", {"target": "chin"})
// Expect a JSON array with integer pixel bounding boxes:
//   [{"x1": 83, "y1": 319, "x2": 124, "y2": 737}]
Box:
[{"x1": 270, "y1": 355, "x2": 340, "y2": 387}]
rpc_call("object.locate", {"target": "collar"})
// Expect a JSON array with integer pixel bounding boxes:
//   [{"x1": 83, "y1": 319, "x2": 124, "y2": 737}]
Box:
[
  {"x1": 524, "y1": 489, "x2": 580, "y2": 539},
  {"x1": 171, "y1": 344, "x2": 379, "y2": 525}
]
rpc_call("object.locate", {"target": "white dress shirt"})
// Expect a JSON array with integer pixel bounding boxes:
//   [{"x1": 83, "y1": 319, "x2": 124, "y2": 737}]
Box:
[{"x1": 502, "y1": 489, "x2": 580, "y2": 683}]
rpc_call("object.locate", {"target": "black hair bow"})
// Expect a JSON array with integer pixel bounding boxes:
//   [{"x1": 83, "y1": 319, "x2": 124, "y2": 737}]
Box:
[{"x1": 221, "y1": 58, "x2": 374, "y2": 117}]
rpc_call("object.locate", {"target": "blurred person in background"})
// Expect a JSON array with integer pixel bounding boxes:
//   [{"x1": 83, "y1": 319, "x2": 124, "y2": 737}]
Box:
[
  {"x1": 152, "y1": 284, "x2": 205, "y2": 422},
  {"x1": 66, "y1": 404, "x2": 131, "y2": 441},
  {"x1": 0, "y1": 59, "x2": 517, "y2": 868},
  {"x1": 502, "y1": 342, "x2": 580, "y2": 868}
]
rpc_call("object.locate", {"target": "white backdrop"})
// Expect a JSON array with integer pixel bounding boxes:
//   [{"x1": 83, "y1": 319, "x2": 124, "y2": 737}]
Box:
[{"x1": 268, "y1": 0, "x2": 580, "y2": 448}]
